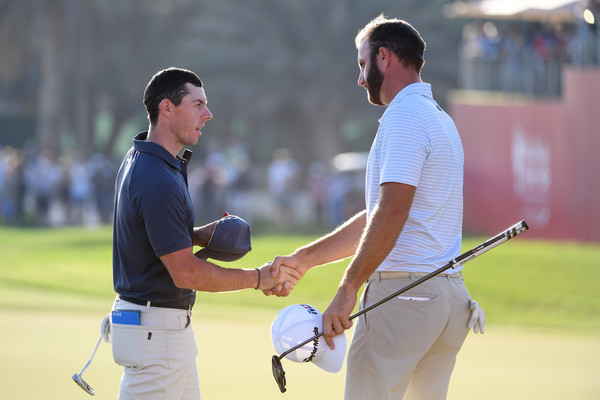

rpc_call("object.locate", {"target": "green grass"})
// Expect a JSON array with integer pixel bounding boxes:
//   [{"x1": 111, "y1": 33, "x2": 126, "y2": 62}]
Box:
[
  {"x1": 3, "y1": 309, "x2": 599, "y2": 400},
  {"x1": 462, "y1": 239, "x2": 600, "y2": 331},
  {"x1": 1, "y1": 226, "x2": 599, "y2": 399},
  {"x1": 1, "y1": 225, "x2": 599, "y2": 332},
  {"x1": 0, "y1": 226, "x2": 114, "y2": 312}
]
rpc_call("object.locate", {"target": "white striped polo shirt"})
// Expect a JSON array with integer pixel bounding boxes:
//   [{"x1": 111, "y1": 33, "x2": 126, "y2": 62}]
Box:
[{"x1": 365, "y1": 82, "x2": 464, "y2": 273}]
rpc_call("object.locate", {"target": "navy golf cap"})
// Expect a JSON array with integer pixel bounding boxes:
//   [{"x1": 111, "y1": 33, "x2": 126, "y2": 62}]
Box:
[{"x1": 195, "y1": 215, "x2": 252, "y2": 262}]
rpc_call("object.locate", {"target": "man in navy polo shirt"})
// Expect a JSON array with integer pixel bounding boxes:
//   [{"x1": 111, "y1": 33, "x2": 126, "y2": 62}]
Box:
[{"x1": 111, "y1": 67, "x2": 300, "y2": 399}]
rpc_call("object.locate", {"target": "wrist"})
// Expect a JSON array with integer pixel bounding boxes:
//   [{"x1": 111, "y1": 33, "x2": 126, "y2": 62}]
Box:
[
  {"x1": 291, "y1": 249, "x2": 313, "y2": 272},
  {"x1": 254, "y1": 267, "x2": 260, "y2": 290},
  {"x1": 339, "y1": 266, "x2": 365, "y2": 294},
  {"x1": 338, "y1": 281, "x2": 359, "y2": 297}
]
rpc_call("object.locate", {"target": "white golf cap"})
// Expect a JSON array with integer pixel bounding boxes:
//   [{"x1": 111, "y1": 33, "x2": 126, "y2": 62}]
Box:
[{"x1": 271, "y1": 304, "x2": 347, "y2": 373}]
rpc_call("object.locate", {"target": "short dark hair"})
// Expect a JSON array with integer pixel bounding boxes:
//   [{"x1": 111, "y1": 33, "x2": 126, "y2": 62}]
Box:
[
  {"x1": 355, "y1": 15, "x2": 426, "y2": 74},
  {"x1": 143, "y1": 67, "x2": 203, "y2": 126}
]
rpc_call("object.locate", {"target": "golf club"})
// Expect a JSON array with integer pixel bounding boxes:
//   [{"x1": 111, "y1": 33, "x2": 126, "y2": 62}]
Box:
[
  {"x1": 271, "y1": 220, "x2": 529, "y2": 393},
  {"x1": 72, "y1": 334, "x2": 102, "y2": 395}
]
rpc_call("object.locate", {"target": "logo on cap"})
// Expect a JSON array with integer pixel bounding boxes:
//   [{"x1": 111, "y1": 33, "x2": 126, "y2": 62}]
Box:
[{"x1": 303, "y1": 327, "x2": 320, "y2": 362}]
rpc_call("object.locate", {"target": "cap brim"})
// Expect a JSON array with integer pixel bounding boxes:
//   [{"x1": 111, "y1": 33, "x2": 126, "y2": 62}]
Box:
[
  {"x1": 194, "y1": 248, "x2": 247, "y2": 262},
  {"x1": 313, "y1": 332, "x2": 347, "y2": 373}
]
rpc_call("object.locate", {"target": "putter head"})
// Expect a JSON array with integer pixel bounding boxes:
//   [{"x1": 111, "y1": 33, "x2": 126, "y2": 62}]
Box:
[
  {"x1": 271, "y1": 355, "x2": 287, "y2": 393},
  {"x1": 72, "y1": 373, "x2": 95, "y2": 395}
]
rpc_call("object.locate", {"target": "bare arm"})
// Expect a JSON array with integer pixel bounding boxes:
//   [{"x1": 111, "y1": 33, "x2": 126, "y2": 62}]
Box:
[
  {"x1": 322, "y1": 182, "x2": 415, "y2": 348},
  {"x1": 263, "y1": 210, "x2": 367, "y2": 296},
  {"x1": 160, "y1": 248, "x2": 301, "y2": 292},
  {"x1": 292, "y1": 210, "x2": 367, "y2": 270}
]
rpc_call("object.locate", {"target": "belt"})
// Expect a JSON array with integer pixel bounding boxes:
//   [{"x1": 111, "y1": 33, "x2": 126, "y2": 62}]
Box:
[
  {"x1": 368, "y1": 270, "x2": 463, "y2": 282},
  {"x1": 118, "y1": 295, "x2": 192, "y2": 311}
]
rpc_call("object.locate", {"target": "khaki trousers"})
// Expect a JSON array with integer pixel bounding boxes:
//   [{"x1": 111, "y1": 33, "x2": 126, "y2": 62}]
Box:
[
  {"x1": 112, "y1": 297, "x2": 201, "y2": 400},
  {"x1": 344, "y1": 274, "x2": 471, "y2": 400}
]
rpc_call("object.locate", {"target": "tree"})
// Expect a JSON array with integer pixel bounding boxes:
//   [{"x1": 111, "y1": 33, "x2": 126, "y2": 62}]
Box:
[
  {"x1": 0, "y1": 0, "x2": 101, "y2": 156},
  {"x1": 1, "y1": 0, "x2": 462, "y2": 164}
]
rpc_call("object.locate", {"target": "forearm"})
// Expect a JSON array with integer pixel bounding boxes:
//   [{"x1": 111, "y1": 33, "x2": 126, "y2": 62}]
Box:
[
  {"x1": 339, "y1": 183, "x2": 414, "y2": 293},
  {"x1": 186, "y1": 261, "x2": 259, "y2": 293},
  {"x1": 320, "y1": 183, "x2": 415, "y2": 347},
  {"x1": 161, "y1": 249, "x2": 259, "y2": 292},
  {"x1": 293, "y1": 210, "x2": 367, "y2": 269},
  {"x1": 162, "y1": 248, "x2": 300, "y2": 293},
  {"x1": 340, "y1": 207, "x2": 406, "y2": 292},
  {"x1": 263, "y1": 210, "x2": 367, "y2": 297}
]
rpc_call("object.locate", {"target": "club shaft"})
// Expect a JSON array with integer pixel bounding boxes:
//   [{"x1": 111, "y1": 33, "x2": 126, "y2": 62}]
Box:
[
  {"x1": 79, "y1": 335, "x2": 102, "y2": 376},
  {"x1": 278, "y1": 220, "x2": 529, "y2": 360},
  {"x1": 354, "y1": 220, "x2": 528, "y2": 319}
]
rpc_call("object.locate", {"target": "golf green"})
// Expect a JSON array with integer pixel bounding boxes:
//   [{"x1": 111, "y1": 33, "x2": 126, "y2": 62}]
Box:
[{"x1": 1, "y1": 309, "x2": 598, "y2": 400}]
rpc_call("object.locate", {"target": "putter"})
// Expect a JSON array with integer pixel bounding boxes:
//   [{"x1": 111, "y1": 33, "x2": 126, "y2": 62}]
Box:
[
  {"x1": 271, "y1": 220, "x2": 529, "y2": 393},
  {"x1": 72, "y1": 334, "x2": 102, "y2": 395}
]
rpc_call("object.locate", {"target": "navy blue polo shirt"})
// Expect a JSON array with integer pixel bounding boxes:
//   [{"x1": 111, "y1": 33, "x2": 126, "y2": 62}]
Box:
[{"x1": 113, "y1": 131, "x2": 195, "y2": 308}]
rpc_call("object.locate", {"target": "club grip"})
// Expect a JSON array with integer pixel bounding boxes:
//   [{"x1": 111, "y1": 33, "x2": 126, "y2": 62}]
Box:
[{"x1": 452, "y1": 220, "x2": 529, "y2": 268}]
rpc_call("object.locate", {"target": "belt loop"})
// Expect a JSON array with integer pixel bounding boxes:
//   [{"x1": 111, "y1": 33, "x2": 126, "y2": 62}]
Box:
[
  {"x1": 376, "y1": 271, "x2": 381, "y2": 282},
  {"x1": 146, "y1": 300, "x2": 151, "y2": 310},
  {"x1": 410, "y1": 272, "x2": 415, "y2": 280}
]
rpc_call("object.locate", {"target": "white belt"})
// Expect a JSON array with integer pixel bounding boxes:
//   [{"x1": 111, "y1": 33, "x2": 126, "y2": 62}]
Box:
[{"x1": 114, "y1": 298, "x2": 191, "y2": 330}]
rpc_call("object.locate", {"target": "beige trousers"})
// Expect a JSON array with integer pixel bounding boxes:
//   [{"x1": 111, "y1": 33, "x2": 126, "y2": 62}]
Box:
[
  {"x1": 344, "y1": 274, "x2": 471, "y2": 400},
  {"x1": 112, "y1": 298, "x2": 201, "y2": 400}
]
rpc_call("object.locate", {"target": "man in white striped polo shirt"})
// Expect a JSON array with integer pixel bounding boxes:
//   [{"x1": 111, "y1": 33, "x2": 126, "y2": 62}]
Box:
[{"x1": 266, "y1": 14, "x2": 485, "y2": 399}]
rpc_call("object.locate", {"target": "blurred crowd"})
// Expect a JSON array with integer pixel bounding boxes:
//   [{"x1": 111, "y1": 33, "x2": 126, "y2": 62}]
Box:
[
  {"x1": 459, "y1": 18, "x2": 598, "y2": 96},
  {"x1": 0, "y1": 142, "x2": 365, "y2": 231},
  {"x1": 187, "y1": 142, "x2": 366, "y2": 232},
  {"x1": 0, "y1": 145, "x2": 117, "y2": 227}
]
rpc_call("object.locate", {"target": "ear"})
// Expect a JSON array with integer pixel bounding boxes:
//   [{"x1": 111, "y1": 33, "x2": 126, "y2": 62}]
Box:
[
  {"x1": 377, "y1": 47, "x2": 393, "y2": 69},
  {"x1": 158, "y1": 98, "x2": 173, "y2": 120}
]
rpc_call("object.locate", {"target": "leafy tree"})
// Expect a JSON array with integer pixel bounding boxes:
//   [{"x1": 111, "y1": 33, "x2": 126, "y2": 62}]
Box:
[{"x1": 0, "y1": 0, "x2": 462, "y2": 165}]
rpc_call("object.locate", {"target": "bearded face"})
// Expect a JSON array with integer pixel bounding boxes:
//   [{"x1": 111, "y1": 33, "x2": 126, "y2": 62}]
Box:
[{"x1": 365, "y1": 50, "x2": 385, "y2": 106}]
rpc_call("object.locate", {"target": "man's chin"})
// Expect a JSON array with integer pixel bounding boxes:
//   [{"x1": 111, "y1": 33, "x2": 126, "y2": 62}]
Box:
[
  {"x1": 191, "y1": 132, "x2": 202, "y2": 143},
  {"x1": 184, "y1": 137, "x2": 200, "y2": 147},
  {"x1": 368, "y1": 93, "x2": 384, "y2": 106}
]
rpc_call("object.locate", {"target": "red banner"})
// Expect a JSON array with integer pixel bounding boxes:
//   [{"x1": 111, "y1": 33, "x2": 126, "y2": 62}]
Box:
[{"x1": 451, "y1": 68, "x2": 600, "y2": 242}]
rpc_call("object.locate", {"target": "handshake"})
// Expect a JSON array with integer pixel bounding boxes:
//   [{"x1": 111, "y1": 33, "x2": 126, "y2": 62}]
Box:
[
  {"x1": 196, "y1": 215, "x2": 307, "y2": 295},
  {"x1": 257, "y1": 255, "x2": 306, "y2": 297}
]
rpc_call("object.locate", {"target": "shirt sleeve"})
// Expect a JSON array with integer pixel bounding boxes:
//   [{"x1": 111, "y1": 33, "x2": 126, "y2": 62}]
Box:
[
  {"x1": 137, "y1": 180, "x2": 193, "y2": 257},
  {"x1": 378, "y1": 108, "x2": 430, "y2": 187}
]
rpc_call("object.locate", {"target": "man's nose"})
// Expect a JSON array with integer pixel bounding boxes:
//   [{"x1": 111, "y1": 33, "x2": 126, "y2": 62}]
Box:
[{"x1": 357, "y1": 71, "x2": 365, "y2": 87}]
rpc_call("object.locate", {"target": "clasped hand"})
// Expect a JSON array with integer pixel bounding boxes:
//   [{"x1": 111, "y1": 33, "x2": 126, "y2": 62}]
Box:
[
  {"x1": 260, "y1": 255, "x2": 308, "y2": 297},
  {"x1": 256, "y1": 261, "x2": 302, "y2": 292}
]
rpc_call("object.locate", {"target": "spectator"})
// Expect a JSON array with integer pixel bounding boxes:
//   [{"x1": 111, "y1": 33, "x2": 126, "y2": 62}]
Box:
[{"x1": 267, "y1": 148, "x2": 299, "y2": 228}]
